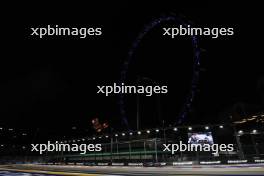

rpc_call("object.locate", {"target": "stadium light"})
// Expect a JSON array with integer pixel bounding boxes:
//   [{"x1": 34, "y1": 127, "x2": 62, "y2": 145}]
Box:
[
  {"x1": 252, "y1": 130, "x2": 257, "y2": 134},
  {"x1": 129, "y1": 132, "x2": 133, "y2": 136},
  {"x1": 115, "y1": 134, "x2": 118, "y2": 137},
  {"x1": 122, "y1": 133, "x2": 126, "y2": 136},
  {"x1": 22, "y1": 133, "x2": 27, "y2": 136},
  {"x1": 173, "y1": 127, "x2": 178, "y2": 131},
  {"x1": 105, "y1": 135, "x2": 109, "y2": 138},
  {"x1": 146, "y1": 130, "x2": 150, "y2": 134},
  {"x1": 188, "y1": 127, "x2": 192, "y2": 131},
  {"x1": 92, "y1": 137, "x2": 96, "y2": 140},
  {"x1": 99, "y1": 136, "x2": 102, "y2": 139},
  {"x1": 155, "y1": 129, "x2": 159, "y2": 133},
  {"x1": 82, "y1": 138, "x2": 85, "y2": 141},
  {"x1": 0, "y1": 127, "x2": 3, "y2": 130},
  {"x1": 238, "y1": 130, "x2": 243, "y2": 134},
  {"x1": 137, "y1": 131, "x2": 141, "y2": 135},
  {"x1": 219, "y1": 125, "x2": 224, "y2": 129},
  {"x1": 205, "y1": 126, "x2": 209, "y2": 130}
]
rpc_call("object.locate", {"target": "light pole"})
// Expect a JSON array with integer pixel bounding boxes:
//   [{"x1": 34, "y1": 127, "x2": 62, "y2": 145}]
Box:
[
  {"x1": 136, "y1": 76, "x2": 163, "y2": 130},
  {"x1": 136, "y1": 91, "x2": 140, "y2": 130},
  {"x1": 233, "y1": 125, "x2": 245, "y2": 159}
]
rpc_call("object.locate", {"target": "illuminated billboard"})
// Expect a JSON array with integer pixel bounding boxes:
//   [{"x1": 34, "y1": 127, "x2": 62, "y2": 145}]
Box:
[{"x1": 188, "y1": 132, "x2": 214, "y2": 145}]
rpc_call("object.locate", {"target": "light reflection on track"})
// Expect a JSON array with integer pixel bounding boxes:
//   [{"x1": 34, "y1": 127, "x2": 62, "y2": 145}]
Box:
[
  {"x1": 0, "y1": 171, "x2": 56, "y2": 176},
  {"x1": 1, "y1": 164, "x2": 264, "y2": 176}
]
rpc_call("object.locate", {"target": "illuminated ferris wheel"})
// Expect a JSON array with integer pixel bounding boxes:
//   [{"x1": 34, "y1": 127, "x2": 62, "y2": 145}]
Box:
[{"x1": 119, "y1": 14, "x2": 201, "y2": 129}]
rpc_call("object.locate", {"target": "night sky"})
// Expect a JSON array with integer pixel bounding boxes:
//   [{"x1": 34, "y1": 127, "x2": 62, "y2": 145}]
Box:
[{"x1": 1, "y1": 1, "x2": 263, "y2": 135}]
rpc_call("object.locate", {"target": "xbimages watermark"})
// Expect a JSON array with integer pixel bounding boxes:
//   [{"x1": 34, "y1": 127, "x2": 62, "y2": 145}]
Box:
[
  {"x1": 97, "y1": 83, "x2": 168, "y2": 96},
  {"x1": 31, "y1": 141, "x2": 102, "y2": 154},
  {"x1": 30, "y1": 25, "x2": 102, "y2": 39},
  {"x1": 163, "y1": 25, "x2": 234, "y2": 39},
  {"x1": 163, "y1": 141, "x2": 234, "y2": 154}
]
